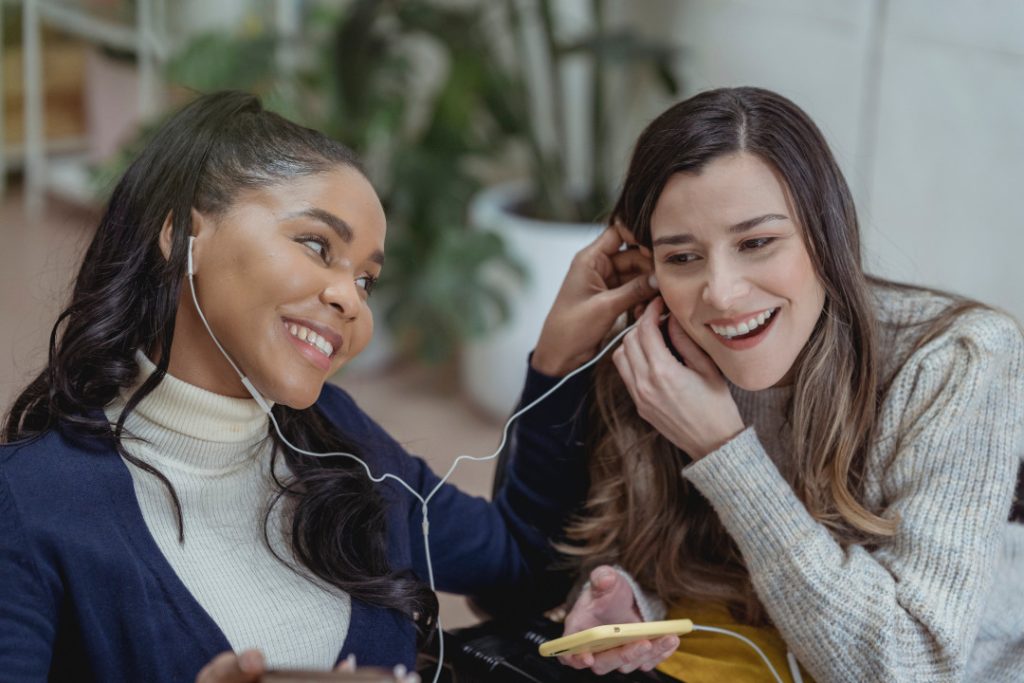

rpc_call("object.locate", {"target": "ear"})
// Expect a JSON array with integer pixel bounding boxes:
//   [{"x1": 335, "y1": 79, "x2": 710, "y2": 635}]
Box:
[
  {"x1": 158, "y1": 208, "x2": 211, "y2": 264},
  {"x1": 158, "y1": 211, "x2": 175, "y2": 262}
]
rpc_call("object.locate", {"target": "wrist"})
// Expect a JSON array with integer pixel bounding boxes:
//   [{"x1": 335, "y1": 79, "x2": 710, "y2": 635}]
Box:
[
  {"x1": 690, "y1": 422, "x2": 746, "y2": 461},
  {"x1": 530, "y1": 348, "x2": 588, "y2": 377}
]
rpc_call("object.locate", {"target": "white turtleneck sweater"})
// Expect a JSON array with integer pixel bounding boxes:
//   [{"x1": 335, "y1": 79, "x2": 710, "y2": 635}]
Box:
[{"x1": 103, "y1": 351, "x2": 350, "y2": 668}]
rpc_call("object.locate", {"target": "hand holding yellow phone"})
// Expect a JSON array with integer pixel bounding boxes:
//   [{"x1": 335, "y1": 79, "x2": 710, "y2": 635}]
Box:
[{"x1": 538, "y1": 619, "x2": 693, "y2": 657}]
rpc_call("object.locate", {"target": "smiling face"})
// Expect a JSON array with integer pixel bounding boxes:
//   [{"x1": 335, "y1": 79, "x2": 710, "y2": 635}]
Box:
[
  {"x1": 650, "y1": 152, "x2": 825, "y2": 390},
  {"x1": 164, "y1": 165, "x2": 386, "y2": 408}
]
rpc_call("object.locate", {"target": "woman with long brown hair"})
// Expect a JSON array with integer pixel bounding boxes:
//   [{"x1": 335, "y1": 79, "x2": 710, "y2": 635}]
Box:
[{"x1": 529, "y1": 87, "x2": 1024, "y2": 681}]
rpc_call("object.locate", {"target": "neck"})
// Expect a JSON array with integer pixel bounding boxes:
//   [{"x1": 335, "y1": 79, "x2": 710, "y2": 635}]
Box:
[{"x1": 163, "y1": 290, "x2": 252, "y2": 399}]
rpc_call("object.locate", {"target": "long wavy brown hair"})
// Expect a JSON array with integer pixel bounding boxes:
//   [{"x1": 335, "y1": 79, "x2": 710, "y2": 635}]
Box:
[{"x1": 564, "y1": 87, "x2": 985, "y2": 624}]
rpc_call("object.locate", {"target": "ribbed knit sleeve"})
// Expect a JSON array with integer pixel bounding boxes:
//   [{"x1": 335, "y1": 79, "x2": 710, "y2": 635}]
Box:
[{"x1": 682, "y1": 309, "x2": 1024, "y2": 682}]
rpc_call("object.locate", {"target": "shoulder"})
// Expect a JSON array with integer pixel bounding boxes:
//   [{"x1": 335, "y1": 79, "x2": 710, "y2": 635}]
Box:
[
  {"x1": 1, "y1": 426, "x2": 127, "y2": 519},
  {"x1": 314, "y1": 382, "x2": 377, "y2": 436},
  {"x1": 313, "y1": 382, "x2": 411, "y2": 473},
  {"x1": 872, "y1": 287, "x2": 1024, "y2": 452},
  {"x1": 873, "y1": 283, "x2": 1024, "y2": 380}
]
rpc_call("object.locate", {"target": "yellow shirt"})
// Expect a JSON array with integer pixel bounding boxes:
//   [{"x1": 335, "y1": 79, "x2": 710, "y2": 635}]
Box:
[{"x1": 656, "y1": 602, "x2": 814, "y2": 683}]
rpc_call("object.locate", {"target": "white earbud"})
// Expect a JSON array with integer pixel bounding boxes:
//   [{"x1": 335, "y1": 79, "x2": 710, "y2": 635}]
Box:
[{"x1": 187, "y1": 235, "x2": 197, "y2": 277}]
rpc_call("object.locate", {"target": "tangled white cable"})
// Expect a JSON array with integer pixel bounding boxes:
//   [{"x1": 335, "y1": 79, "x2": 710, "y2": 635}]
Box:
[{"x1": 185, "y1": 236, "x2": 797, "y2": 683}]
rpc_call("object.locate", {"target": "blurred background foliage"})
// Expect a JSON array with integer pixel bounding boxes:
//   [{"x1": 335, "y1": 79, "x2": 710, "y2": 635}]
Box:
[{"x1": 100, "y1": 0, "x2": 679, "y2": 363}]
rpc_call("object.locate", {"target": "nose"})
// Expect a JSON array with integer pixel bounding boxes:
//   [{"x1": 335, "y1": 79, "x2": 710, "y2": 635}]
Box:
[
  {"x1": 701, "y1": 258, "x2": 750, "y2": 311},
  {"x1": 320, "y1": 273, "x2": 361, "y2": 319}
]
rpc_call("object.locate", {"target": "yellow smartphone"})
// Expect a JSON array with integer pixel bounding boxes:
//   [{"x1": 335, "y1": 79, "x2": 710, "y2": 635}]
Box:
[{"x1": 538, "y1": 619, "x2": 693, "y2": 657}]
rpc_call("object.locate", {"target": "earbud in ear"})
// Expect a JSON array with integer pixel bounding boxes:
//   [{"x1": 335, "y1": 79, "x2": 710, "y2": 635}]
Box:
[{"x1": 187, "y1": 236, "x2": 197, "y2": 277}]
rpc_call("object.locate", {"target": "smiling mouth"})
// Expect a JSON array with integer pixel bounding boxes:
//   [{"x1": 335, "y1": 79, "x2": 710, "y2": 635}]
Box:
[
  {"x1": 285, "y1": 321, "x2": 335, "y2": 359},
  {"x1": 709, "y1": 308, "x2": 779, "y2": 340}
]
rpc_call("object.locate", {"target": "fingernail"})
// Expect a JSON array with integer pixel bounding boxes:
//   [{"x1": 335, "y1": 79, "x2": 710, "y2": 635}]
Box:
[
  {"x1": 648, "y1": 274, "x2": 658, "y2": 289},
  {"x1": 394, "y1": 664, "x2": 408, "y2": 677}
]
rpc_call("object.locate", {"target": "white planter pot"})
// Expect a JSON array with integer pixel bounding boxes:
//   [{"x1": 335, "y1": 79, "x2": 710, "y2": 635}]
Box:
[{"x1": 461, "y1": 181, "x2": 602, "y2": 419}]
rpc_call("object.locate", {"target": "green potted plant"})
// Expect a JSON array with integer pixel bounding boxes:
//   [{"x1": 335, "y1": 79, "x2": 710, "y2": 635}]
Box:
[
  {"x1": 110, "y1": 0, "x2": 527, "y2": 368},
  {"x1": 460, "y1": 0, "x2": 681, "y2": 417}
]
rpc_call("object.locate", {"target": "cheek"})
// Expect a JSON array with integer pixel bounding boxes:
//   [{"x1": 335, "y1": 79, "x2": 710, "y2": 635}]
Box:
[
  {"x1": 345, "y1": 306, "x2": 375, "y2": 358},
  {"x1": 657, "y1": 282, "x2": 700, "y2": 328}
]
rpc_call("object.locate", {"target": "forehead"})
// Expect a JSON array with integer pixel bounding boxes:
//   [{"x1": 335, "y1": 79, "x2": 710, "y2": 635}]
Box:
[
  {"x1": 651, "y1": 153, "x2": 792, "y2": 236},
  {"x1": 231, "y1": 166, "x2": 387, "y2": 244}
]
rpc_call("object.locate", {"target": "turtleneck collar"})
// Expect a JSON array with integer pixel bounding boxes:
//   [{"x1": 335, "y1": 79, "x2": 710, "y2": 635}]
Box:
[{"x1": 104, "y1": 351, "x2": 273, "y2": 474}]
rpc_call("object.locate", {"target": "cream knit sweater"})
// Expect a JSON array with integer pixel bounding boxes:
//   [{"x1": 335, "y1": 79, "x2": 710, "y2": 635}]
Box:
[
  {"x1": 666, "y1": 286, "x2": 1024, "y2": 682},
  {"x1": 104, "y1": 352, "x2": 350, "y2": 669}
]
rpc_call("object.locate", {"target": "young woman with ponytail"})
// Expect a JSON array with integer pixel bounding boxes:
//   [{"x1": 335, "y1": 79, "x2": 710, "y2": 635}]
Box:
[{"x1": 0, "y1": 91, "x2": 630, "y2": 682}]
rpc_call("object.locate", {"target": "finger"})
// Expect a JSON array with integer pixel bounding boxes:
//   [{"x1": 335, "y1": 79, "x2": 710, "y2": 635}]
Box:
[
  {"x1": 592, "y1": 640, "x2": 653, "y2": 676},
  {"x1": 597, "y1": 272, "x2": 659, "y2": 314},
  {"x1": 336, "y1": 653, "x2": 357, "y2": 672},
  {"x1": 635, "y1": 298, "x2": 684, "y2": 369},
  {"x1": 612, "y1": 346, "x2": 638, "y2": 399},
  {"x1": 196, "y1": 650, "x2": 264, "y2": 683},
  {"x1": 588, "y1": 565, "x2": 620, "y2": 598},
  {"x1": 559, "y1": 652, "x2": 592, "y2": 669},
  {"x1": 589, "y1": 225, "x2": 630, "y2": 258},
  {"x1": 620, "y1": 328, "x2": 651, "y2": 384},
  {"x1": 667, "y1": 315, "x2": 719, "y2": 377},
  {"x1": 608, "y1": 247, "x2": 653, "y2": 278},
  {"x1": 605, "y1": 247, "x2": 652, "y2": 289},
  {"x1": 637, "y1": 635, "x2": 680, "y2": 671},
  {"x1": 612, "y1": 221, "x2": 650, "y2": 257}
]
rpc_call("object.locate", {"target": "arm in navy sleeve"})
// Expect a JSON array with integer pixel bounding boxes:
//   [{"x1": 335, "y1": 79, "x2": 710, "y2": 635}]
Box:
[
  {"x1": 0, "y1": 458, "x2": 60, "y2": 683},
  {"x1": 320, "y1": 359, "x2": 592, "y2": 614}
]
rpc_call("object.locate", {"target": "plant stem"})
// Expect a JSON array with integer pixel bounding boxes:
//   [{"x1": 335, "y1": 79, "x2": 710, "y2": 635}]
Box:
[
  {"x1": 536, "y1": 0, "x2": 573, "y2": 219},
  {"x1": 590, "y1": 0, "x2": 608, "y2": 218}
]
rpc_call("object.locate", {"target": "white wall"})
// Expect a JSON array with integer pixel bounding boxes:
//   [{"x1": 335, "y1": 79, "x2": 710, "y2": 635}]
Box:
[{"x1": 630, "y1": 0, "x2": 1024, "y2": 322}]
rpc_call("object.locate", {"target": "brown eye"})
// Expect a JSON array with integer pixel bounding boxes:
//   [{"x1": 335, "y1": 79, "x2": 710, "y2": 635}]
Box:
[
  {"x1": 355, "y1": 275, "x2": 378, "y2": 295},
  {"x1": 298, "y1": 236, "x2": 330, "y2": 262},
  {"x1": 666, "y1": 252, "x2": 700, "y2": 265},
  {"x1": 741, "y1": 237, "x2": 775, "y2": 251}
]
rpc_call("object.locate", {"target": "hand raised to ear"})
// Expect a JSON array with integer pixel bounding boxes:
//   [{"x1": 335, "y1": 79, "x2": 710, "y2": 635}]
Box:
[
  {"x1": 613, "y1": 298, "x2": 745, "y2": 460},
  {"x1": 533, "y1": 225, "x2": 658, "y2": 377}
]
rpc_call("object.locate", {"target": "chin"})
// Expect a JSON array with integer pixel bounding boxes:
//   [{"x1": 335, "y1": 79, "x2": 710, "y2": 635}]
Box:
[
  {"x1": 259, "y1": 377, "x2": 325, "y2": 411},
  {"x1": 721, "y1": 366, "x2": 787, "y2": 392}
]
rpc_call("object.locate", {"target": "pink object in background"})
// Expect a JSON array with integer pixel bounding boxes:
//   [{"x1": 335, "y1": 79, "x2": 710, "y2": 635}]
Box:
[{"x1": 85, "y1": 46, "x2": 140, "y2": 164}]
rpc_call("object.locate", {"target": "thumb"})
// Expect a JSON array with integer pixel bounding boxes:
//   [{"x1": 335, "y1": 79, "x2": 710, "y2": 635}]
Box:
[{"x1": 588, "y1": 565, "x2": 620, "y2": 599}]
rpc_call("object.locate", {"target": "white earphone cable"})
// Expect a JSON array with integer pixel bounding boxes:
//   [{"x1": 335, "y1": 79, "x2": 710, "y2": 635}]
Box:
[{"x1": 186, "y1": 237, "x2": 787, "y2": 683}]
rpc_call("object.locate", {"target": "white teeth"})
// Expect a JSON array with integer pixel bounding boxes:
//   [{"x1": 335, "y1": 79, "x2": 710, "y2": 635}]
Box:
[
  {"x1": 710, "y1": 308, "x2": 777, "y2": 339},
  {"x1": 286, "y1": 322, "x2": 334, "y2": 358}
]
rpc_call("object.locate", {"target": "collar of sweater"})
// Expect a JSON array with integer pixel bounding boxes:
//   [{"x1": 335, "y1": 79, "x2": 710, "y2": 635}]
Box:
[{"x1": 104, "y1": 350, "x2": 274, "y2": 474}]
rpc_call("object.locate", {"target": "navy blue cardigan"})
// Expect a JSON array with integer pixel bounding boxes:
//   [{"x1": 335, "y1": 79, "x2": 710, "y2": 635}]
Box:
[{"x1": 0, "y1": 367, "x2": 591, "y2": 682}]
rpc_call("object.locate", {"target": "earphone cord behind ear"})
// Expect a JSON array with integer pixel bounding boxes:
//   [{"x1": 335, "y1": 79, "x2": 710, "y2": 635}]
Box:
[{"x1": 186, "y1": 237, "x2": 791, "y2": 683}]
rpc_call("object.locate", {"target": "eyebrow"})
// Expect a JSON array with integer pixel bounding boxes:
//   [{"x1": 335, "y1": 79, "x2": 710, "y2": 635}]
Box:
[
  {"x1": 652, "y1": 213, "x2": 789, "y2": 247},
  {"x1": 286, "y1": 207, "x2": 385, "y2": 266}
]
